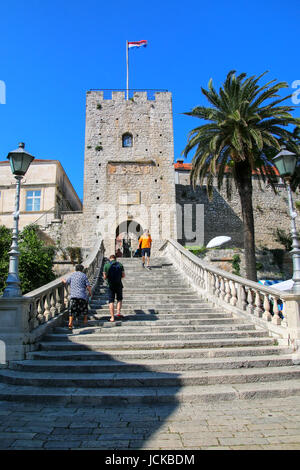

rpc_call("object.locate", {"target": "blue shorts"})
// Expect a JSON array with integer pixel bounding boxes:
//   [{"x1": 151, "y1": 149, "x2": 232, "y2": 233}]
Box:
[{"x1": 142, "y1": 248, "x2": 151, "y2": 257}]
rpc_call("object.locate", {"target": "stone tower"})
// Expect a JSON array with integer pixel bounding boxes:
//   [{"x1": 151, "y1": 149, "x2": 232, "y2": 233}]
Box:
[{"x1": 82, "y1": 90, "x2": 177, "y2": 256}]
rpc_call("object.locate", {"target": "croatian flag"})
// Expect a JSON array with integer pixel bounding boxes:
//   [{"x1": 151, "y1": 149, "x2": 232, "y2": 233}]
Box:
[{"x1": 128, "y1": 40, "x2": 148, "y2": 49}]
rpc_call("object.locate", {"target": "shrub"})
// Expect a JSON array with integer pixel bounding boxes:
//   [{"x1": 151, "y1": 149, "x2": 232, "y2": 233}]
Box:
[
  {"x1": 185, "y1": 245, "x2": 207, "y2": 256},
  {"x1": 274, "y1": 228, "x2": 296, "y2": 251},
  {"x1": 231, "y1": 254, "x2": 241, "y2": 276},
  {"x1": 0, "y1": 224, "x2": 56, "y2": 295},
  {"x1": 67, "y1": 246, "x2": 82, "y2": 264},
  {"x1": 18, "y1": 225, "x2": 56, "y2": 294}
]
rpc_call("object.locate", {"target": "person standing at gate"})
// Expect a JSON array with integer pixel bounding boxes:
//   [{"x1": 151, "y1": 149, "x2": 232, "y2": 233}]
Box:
[
  {"x1": 103, "y1": 255, "x2": 125, "y2": 322},
  {"x1": 138, "y1": 229, "x2": 152, "y2": 269}
]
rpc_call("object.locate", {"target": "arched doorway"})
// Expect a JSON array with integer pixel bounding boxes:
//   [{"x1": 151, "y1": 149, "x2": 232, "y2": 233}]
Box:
[{"x1": 115, "y1": 220, "x2": 143, "y2": 258}]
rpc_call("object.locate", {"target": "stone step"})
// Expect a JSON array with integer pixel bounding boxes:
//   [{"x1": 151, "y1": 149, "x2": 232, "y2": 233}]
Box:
[
  {"x1": 54, "y1": 323, "x2": 256, "y2": 335},
  {"x1": 91, "y1": 301, "x2": 212, "y2": 307},
  {"x1": 39, "y1": 337, "x2": 276, "y2": 351},
  {"x1": 73, "y1": 318, "x2": 245, "y2": 327},
  {"x1": 92, "y1": 296, "x2": 203, "y2": 302},
  {"x1": 94, "y1": 305, "x2": 232, "y2": 320},
  {"x1": 1, "y1": 365, "x2": 300, "y2": 388},
  {"x1": 91, "y1": 304, "x2": 214, "y2": 311},
  {"x1": 43, "y1": 329, "x2": 268, "y2": 343},
  {"x1": 1, "y1": 379, "x2": 300, "y2": 404},
  {"x1": 26, "y1": 345, "x2": 292, "y2": 362},
  {"x1": 94, "y1": 288, "x2": 195, "y2": 294},
  {"x1": 11, "y1": 355, "x2": 295, "y2": 374}
]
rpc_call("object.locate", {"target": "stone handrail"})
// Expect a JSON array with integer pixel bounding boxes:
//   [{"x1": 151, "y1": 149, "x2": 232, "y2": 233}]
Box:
[
  {"x1": 160, "y1": 239, "x2": 300, "y2": 350},
  {"x1": 24, "y1": 239, "x2": 105, "y2": 332}
]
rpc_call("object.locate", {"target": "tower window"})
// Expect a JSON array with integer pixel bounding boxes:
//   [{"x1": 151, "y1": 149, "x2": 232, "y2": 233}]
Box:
[{"x1": 122, "y1": 133, "x2": 133, "y2": 148}]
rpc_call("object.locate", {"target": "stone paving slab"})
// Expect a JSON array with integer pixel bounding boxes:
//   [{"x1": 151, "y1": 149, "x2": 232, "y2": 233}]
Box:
[{"x1": 0, "y1": 396, "x2": 299, "y2": 450}]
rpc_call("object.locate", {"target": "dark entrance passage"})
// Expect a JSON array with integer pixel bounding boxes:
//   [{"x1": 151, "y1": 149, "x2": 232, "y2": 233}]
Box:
[{"x1": 115, "y1": 220, "x2": 143, "y2": 258}]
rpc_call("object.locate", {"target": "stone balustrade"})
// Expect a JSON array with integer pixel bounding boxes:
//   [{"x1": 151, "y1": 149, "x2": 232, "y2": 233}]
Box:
[
  {"x1": 24, "y1": 239, "x2": 104, "y2": 330},
  {"x1": 0, "y1": 239, "x2": 105, "y2": 363},
  {"x1": 160, "y1": 239, "x2": 300, "y2": 351}
]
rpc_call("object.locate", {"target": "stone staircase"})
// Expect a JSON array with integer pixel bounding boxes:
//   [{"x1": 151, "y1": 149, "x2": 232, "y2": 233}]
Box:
[{"x1": 0, "y1": 257, "x2": 300, "y2": 404}]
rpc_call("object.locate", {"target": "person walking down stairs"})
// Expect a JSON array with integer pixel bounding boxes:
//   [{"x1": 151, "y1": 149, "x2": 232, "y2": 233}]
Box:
[
  {"x1": 62, "y1": 264, "x2": 92, "y2": 330},
  {"x1": 103, "y1": 255, "x2": 125, "y2": 322},
  {"x1": 138, "y1": 229, "x2": 152, "y2": 269}
]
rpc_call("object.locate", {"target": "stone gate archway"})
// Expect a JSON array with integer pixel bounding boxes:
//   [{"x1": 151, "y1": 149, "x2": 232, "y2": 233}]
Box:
[{"x1": 115, "y1": 220, "x2": 143, "y2": 258}]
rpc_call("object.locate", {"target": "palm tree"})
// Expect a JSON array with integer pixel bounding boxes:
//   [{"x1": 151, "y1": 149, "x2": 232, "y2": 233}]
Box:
[{"x1": 182, "y1": 71, "x2": 300, "y2": 281}]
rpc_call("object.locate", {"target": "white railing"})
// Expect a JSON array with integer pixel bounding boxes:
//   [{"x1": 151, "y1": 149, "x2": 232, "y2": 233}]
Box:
[
  {"x1": 24, "y1": 239, "x2": 104, "y2": 331},
  {"x1": 160, "y1": 239, "x2": 300, "y2": 350}
]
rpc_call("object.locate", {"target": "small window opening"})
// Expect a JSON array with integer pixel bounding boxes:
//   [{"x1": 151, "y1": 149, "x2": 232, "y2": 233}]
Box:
[{"x1": 122, "y1": 133, "x2": 133, "y2": 148}]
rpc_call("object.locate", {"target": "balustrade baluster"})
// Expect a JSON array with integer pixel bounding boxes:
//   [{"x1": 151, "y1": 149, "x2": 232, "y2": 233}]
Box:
[
  {"x1": 50, "y1": 291, "x2": 57, "y2": 317},
  {"x1": 272, "y1": 296, "x2": 282, "y2": 325},
  {"x1": 239, "y1": 284, "x2": 247, "y2": 310},
  {"x1": 254, "y1": 290, "x2": 263, "y2": 317},
  {"x1": 64, "y1": 285, "x2": 69, "y2": 310},
  {"x1": 262, "y1": 293, "x2": 272, "y2": 321},
  {"x1": 37, "y1": 297, "x2": 44, "y2": 324},
  {"x1": 230, "y1": 281, "x2": 238, "y2": 306},
  {"x1": 215, "y1": 275, "x2": 220, "y2": 298},
  {"x1": 44, "y1": 294, "x2": 51, "y2": 321},
  {"x1": 225, "y1": 279, "x2": 231, "y2": 303},
  {"x1": 55, "y1": 286, "x2": 63, "y2": 314},
  {"x1": 220, "y1": 277, "x2": 225, "y2": 300},
  {"x1": 246, "y1": 288, "x2": 254, "y2": 315}
]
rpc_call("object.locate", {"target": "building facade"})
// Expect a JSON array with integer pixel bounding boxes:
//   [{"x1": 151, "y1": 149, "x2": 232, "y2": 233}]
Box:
[{"x1": 0, "y1": 159, "x2": 82, "y2": 231}]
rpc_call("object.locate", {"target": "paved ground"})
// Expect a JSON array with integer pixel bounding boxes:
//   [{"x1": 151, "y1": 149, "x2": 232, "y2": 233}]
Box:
[{"x1": 0, "y1": 396, "x2": 299, "y2": 450}]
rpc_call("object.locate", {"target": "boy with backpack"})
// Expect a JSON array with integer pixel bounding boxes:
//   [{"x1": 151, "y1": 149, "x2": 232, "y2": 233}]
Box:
[{"x1": 103, "y1": 254, "x2": 125, "y2": 322}]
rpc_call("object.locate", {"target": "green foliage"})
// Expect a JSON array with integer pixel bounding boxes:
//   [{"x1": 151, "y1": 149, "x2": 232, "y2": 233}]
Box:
[
  {"x1": 274, "y1": 228, "x2": 296, "y2": 251},
  {"x1": 0, "y1": 226, "x2": 12, "y2": 294},
  {"x1": 231, "y1": 254, "x2": 241, "y2": 276},
  {"x1": 95, "y1": 145, "x2": 103, "y2": 151},
  {"x1": 18, "y1": 225, "x2": 56, "y2": 294},
  {"x1": 0, "y1": 224, "x2": 56, "y2": 295},
  {"x1": 66, "y1": 246, "x2": 82, "y2": 264},
  {"x1": 256, "y1": 261, "x2": 263, "y2": 271},
  {"x1": 185, "y1": 245, "x2": 207, "y2": 256}
]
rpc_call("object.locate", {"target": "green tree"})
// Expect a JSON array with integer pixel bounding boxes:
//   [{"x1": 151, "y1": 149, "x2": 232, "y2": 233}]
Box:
[
  {"x1": 0, "y1": 224, "x2": 56, "y2": 295},
  {"x1": 19, "y1": 225, "x2": 56, "y2": 293},
  {"x1": 0, "y1": 226, "x2": 12, "y2": 294},
  {"x1": 182, "y1": 71, "x2": 300, "y2": 281}
]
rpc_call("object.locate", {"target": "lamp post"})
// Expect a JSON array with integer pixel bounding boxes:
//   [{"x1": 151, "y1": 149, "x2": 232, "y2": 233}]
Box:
[
  {"x1": 2, "y1": 143, "x2": 34, "y2": 297},
  {"x1": 273, "y1": 146, "x2": 300, "y2": 293}
]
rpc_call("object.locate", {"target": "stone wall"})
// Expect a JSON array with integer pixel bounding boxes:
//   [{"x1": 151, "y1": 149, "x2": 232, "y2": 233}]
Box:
[
  {"x1": 43, "y1": 212, "x2": 83, "y2": 247},
  {"x1": 176, "y1": 170, "x2": 298, "y2": 250}
]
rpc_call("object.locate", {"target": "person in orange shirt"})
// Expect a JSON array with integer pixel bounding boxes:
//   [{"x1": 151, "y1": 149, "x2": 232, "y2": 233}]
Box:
[{"x1": 138, "y1": 229, "x2": 152, "y2": 269}]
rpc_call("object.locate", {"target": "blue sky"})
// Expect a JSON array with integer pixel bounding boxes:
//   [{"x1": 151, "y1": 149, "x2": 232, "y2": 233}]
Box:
[{"x1": 0, "y1": 0, "x2": 299, "y2": 200}]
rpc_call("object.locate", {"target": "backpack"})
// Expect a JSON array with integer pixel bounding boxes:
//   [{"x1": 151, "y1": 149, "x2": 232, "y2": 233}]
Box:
[{"x1": 107, "y1": 261, "x2": 123, "y2": 286}]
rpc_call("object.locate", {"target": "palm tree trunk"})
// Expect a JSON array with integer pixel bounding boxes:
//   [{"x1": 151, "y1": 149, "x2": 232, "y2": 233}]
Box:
[{"x1": 235, "y1": 161, "x2": 258, "y2": 282}]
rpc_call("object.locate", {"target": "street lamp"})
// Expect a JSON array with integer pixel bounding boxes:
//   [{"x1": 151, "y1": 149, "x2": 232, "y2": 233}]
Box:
[
  {"x1": 273, "y1": 146, "x2": 300, "y2": 293},
  {"x1": 2, "y1": 143, "x2": 34, "y2": 297}
]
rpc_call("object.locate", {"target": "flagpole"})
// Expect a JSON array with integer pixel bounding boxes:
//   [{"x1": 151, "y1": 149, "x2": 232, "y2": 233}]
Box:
[{"x1": 126, "y1": 41, "x2": 129, "y2": 100}]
